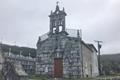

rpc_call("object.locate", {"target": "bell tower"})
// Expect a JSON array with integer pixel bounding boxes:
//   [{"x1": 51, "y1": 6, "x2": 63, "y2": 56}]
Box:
[{"x1": 49, "y1": 2, "x2": 67, "y2": 35}]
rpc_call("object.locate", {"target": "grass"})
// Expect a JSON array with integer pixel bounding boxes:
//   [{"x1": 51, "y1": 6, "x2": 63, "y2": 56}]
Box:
[
  {"x1": 29, "y1": 75, "x2": 94, "y2": 80},
  {"x1": 29, "y1": 74, "x2": 120, "y2": 80},
  {"x1": 29, "y1": 75, "x2": 48, "y2": 80}
]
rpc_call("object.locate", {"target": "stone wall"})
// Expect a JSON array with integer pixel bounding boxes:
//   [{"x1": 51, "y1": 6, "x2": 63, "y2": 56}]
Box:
[{"x1": 36, "y1": 34, "x2": 82, "y2": 78}]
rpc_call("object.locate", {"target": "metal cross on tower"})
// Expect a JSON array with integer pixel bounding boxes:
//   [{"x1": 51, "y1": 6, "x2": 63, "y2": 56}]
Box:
[{"x1": 56, "y1": 1, "x2": 59, "y2": 5}]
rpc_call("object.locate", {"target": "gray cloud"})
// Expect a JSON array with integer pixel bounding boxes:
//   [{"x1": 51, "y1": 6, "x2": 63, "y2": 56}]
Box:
[{"x1": 0, "y1": 0, "x2": 120, "y2": 54}]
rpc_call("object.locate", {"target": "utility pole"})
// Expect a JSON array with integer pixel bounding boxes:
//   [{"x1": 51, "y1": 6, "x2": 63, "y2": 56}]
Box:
[{"x1": 94, "y1": 40, "x2": 103, "y2": 76}]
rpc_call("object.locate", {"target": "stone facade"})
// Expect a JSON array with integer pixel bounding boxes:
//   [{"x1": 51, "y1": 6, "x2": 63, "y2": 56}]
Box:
[{"x1": 36, "y1": 4, "x2": 99, "y2": 78}]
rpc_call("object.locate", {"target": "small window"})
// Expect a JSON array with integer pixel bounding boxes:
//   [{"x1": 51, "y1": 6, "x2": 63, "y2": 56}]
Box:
[{"x1": 59, "y1": 26, "x2": 62, "y2": 32}]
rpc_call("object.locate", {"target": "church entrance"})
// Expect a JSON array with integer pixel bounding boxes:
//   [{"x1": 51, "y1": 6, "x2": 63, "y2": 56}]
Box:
[{"x1": 54, "y1": 58, "x2": 63, "y2": 78}]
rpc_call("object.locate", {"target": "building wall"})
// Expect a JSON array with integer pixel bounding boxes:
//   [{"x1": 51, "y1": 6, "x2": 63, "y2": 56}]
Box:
[
  {"x1": 82, "y1": 44, "x2": 93, "y2": 77},
  {"x1": 36, "y1": 37, "x2": 55, "y2": 76},
  {"x1": 91, "y1": 50, "x2": 99, "y2": 77},
  {"x1": 82, "y1": 44, "x2": 99, "y2": 77},
  {"x1": 36, "y1": 34, "x2": 82, "y2": 78},
  {"x1": 36, "y1": 28, "x2": 99, "y2": 78},
  {"x1": 62, "y1": 37, "x2": 81, "y2": 78}
]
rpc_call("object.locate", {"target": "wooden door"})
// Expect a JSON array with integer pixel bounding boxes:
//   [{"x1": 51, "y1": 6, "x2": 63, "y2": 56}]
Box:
[{"x1": 54, "y1": 58, "x2": 63, "y2": 78}]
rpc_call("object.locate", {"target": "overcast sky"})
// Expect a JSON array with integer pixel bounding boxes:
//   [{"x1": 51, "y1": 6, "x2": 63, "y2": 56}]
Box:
[{"x1": 0, "y1": 0, "x2": 120, "y2": 54}]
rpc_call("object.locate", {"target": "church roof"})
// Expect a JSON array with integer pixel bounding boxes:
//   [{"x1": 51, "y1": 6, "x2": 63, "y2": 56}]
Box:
[{"x1": 87, "y1": 44, "x2": 98, "y2": 52}]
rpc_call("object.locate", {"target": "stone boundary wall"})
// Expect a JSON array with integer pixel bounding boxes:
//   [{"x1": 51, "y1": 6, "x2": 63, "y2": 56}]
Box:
[
  {"x1": 79, "y1": 76, "x2": 120, "y2": 80},
  {"x1": 94, "y1": 76, "x2": 120, "y2": 80}
]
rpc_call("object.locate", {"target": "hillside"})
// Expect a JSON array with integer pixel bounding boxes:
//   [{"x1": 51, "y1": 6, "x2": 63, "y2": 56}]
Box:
[
  {"x1": 0, "y1": 43, "x2": 36, "y2": 58},
  {"x1": 101, "y1": 54, "x2": 120, "y2": 62},
  {"x1": 101, "y1": 54, "x2": 120, "y2": 75}
]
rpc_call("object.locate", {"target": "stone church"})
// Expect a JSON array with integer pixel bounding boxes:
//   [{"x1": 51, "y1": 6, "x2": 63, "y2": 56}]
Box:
[{"x1": 36, "y1": 4, "x2": 99, "y2": 78}]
